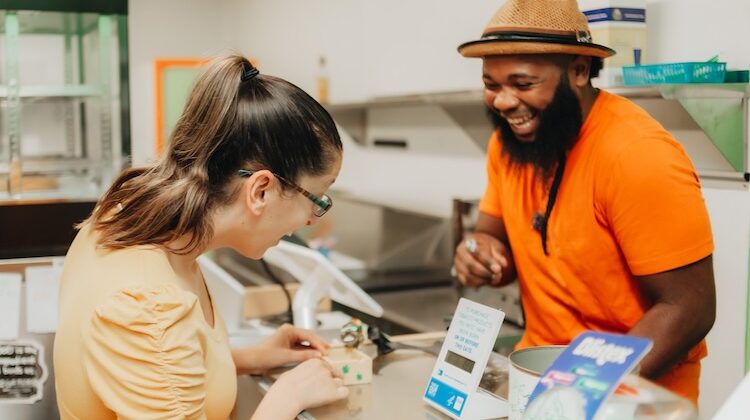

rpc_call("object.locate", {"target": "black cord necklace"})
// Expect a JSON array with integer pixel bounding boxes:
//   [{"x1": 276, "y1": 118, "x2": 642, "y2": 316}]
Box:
[{"x1": 531, "y1": 153, "x2": 567, "y2": 256}]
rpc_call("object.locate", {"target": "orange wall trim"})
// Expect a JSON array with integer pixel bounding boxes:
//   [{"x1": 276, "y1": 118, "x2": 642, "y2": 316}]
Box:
[{"x1": 154, "y1": 58, "x2": 208, "y2": 156}]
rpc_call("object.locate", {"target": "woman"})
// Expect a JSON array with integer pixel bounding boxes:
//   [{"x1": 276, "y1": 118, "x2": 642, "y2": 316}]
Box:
[{"x1": 53, "y1": 54, "x2": 349, "y2": 419}]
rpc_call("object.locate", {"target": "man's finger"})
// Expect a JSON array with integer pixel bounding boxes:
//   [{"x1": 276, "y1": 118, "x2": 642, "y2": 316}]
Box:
[
  {"x1": 460, "y1": 270, "x2": 488, "y2": 288},
  {"x1": 473, "y1": 247, "x2": 501, "y2": 274},
  {"x1": 467, "y1": 256, "x2": 494, "y2": 279},
  {"x1": 490, "y1": 245, "x2": 508, "y2": 268}
]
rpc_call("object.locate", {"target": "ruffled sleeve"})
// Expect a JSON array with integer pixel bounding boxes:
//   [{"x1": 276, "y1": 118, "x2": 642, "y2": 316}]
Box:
[{"x1": 82, "y1": 284, "x2": 208, "y2": 420}]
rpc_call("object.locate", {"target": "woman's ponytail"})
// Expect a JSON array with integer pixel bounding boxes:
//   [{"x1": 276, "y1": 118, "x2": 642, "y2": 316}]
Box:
[{"x1": 86, "y1": 53, "x2": 342, "y2": 254}]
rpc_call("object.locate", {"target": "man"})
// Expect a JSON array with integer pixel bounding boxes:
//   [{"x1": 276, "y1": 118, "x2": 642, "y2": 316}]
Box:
[{"x1": 453, "y1": 0, "x2": 716, "y2": 404}]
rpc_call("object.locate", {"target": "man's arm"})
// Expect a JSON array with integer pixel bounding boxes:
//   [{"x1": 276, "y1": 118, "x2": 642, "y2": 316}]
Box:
[
  {"x1": 454, "y1": 211, "x2": 517, "y2": 287},
  {"x1": 628, "y1": 255, "x2": 716, "y2": 379}
]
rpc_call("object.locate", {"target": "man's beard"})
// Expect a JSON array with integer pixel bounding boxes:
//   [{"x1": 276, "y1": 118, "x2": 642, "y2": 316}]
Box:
[{"x1": 487, "y1": 78, "x2": 583, "y2": 179}]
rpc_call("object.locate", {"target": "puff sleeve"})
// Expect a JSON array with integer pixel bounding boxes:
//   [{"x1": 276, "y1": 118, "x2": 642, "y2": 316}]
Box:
[{"x1": 82, "y1": 284, "x2": 208, "y2": 420}]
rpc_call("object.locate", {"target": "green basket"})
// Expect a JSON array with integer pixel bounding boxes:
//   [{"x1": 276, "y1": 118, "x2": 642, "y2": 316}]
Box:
[{"x1": 622, "y1": 62, "x2": 727, "y2": 85}]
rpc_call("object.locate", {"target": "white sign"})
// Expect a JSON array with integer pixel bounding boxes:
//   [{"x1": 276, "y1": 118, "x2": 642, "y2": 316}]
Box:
[
  {"x1": 0, "y1": 274, "x2": 22, "y2": 340},
  {"x1": 423, "y1": 298, "x2": 508, "y2": 419},
  {"x1": 25, "y1": 266, "x2": 61, "y2": 334},
  {"x1": 0, "y1": 341, "x2": 49, "y2": 404}
]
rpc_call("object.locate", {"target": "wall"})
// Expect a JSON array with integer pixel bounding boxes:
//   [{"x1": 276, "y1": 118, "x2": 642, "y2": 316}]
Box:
[
  {"x1": 129, "y1": 0, "x2": 750, "y2": 164},
  {"x1": 359, "y1": 0, "x2": 499, "y2": 97},
  {"x1": 701, "y1": 185, "x2": 750, "y2": 419},
  {"x1": 128, "y1": 0, "x2": 237, "y2": 164},
  {"x1": 225, "y1": 0, "x2": 368, "y2": 103},
  {"x1": 225, "y1": 0, "x2": 499, "y2": 102},
  {"x1": 647, "y1": 0, "x2": 750, "y2": 69}
]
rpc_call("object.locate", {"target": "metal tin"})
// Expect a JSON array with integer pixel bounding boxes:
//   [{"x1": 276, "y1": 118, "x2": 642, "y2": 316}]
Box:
[{"x1": 508, "y1": 345, "x2": 566, "y2": 420}]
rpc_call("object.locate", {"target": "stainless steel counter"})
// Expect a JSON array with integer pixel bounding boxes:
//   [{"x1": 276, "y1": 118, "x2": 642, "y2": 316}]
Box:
[
  {"x1": 233, "y1": 334, "x2": 697, "y2": 420},
  {"x1": 370, "y1": 286, "x2": 524, "y2": 347},
  {"x1": 235, "y1": 335, "x2": 510, "y2": 420}
]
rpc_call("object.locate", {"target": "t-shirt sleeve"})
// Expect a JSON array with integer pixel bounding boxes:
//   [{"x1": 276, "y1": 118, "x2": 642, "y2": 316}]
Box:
[
  {"x1": 82, "y1": 284, "x2": 208, "y2": 420},
  {"x1": 604, "y1": 135, "x2": 713, "y2": 275},
  {"x1": 479, "y1": 132, "x2": 504, "y2": 218}
]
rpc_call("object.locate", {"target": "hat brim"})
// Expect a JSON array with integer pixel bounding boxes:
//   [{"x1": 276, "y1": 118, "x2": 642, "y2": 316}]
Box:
[{"x1": 458, "y1": 39, "x2": 615, "y2": 59}]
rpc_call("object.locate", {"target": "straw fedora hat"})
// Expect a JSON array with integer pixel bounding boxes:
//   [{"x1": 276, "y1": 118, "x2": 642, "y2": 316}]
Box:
[{"x1": 458, "y1": 0, "x2": 616, "y2": 58}]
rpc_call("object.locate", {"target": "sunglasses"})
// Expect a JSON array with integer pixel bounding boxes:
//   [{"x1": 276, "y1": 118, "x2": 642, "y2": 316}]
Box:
[{"x1": 238, "y1": 169, "x2": 333, "y2": 217}]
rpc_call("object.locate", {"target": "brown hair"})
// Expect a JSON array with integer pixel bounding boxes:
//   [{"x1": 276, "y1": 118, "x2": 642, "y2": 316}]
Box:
[{"x1": 86, "y1": 54, "x2": 342, "y2": 254}]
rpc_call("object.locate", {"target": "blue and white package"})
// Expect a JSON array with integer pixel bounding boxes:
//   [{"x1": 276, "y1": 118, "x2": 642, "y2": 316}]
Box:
[{"x1": 526, "y1": 331, "x2": 652, "y2": 420}]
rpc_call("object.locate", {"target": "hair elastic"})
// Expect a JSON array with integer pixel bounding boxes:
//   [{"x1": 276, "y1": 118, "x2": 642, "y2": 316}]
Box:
[{"x1": 241, "y1": 60, "x2": 259, "y2": 82}]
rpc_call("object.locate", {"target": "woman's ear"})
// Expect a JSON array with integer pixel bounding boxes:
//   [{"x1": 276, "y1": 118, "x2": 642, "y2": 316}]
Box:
[{"x1": 242, "y1": 170, "x2": 272, "y2": 215}]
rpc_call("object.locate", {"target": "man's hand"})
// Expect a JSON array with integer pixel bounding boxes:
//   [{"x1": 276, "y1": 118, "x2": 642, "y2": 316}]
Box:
[
  {"x1": 232, "y1": 323, "x2": 330, "y2": 375},
  {"x1": 454, "y1": 232, "x2": 510, "y2": 287}
]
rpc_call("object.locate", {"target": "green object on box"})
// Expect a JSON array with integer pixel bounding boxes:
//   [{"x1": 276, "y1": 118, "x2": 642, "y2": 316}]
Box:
[
  {"x1": 724, "y1": 70, "x2": 750, "y2": 83},
  {"x1": 622, "y1": 62, "x2": 727, "y2": 85}
]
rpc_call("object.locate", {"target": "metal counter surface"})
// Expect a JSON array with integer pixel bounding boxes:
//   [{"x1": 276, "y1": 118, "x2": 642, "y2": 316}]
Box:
[
  {"x1": 234, "y1": 335, "x2": 697, "y2": 420},
  {"x1": 370, "y1": 286, "x2": 524, "y2": 340},
  {"x1": 239, "y1": 335, "x2": 510, "y2": 420}
]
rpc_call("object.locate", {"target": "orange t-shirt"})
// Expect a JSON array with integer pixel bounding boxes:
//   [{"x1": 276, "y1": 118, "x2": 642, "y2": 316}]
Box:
[{"x1": 479, "y1": 90, "x2": 713, "y2": 403}]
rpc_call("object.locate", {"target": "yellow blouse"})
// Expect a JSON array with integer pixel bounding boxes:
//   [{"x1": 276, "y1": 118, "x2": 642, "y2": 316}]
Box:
[{"x1": 54, "y1": 226, "x2": 237, "y2": 420}]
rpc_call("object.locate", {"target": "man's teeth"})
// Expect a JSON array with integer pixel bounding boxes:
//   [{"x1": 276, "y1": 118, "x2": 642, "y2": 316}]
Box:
[{"x1": 507, "y1": 115, "x2": 533, "y2": 126}]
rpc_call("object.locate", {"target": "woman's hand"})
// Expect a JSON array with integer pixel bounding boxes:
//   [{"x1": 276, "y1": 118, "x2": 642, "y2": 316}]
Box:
[
  {"x1": 251, "y1": 358, "x2": 349, "y2": 420},
  {"x1": 233, "y1": 323, "x2": 329, "y2": 375}
]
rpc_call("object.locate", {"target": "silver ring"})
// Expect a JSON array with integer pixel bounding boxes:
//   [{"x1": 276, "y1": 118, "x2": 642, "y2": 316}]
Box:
[{"x1": 464, "y1": 238, "x2": 477, "y2": 254}]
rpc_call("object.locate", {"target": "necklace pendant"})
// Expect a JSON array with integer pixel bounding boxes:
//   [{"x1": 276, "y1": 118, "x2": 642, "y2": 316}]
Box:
[{"x1": 532, "y1": 212, "x2": 545, "y2": 232}]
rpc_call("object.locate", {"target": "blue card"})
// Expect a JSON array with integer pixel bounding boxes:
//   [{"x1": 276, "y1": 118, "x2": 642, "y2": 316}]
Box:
[{"x1": 526, "y1": 331, "x2": 653, "y2": 420}]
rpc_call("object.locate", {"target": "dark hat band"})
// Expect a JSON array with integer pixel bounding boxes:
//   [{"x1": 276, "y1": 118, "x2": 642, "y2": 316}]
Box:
[
  {"x1": 484, "y1": 30, "x2": 593, "y2": 44},
  {"x1": 459, "y1": 30, "x2": 616, "y2": 56}
]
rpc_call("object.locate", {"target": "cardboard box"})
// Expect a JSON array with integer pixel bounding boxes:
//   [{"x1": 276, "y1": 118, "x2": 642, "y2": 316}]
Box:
[
  {"x1": 324, "y1": 347, "x2": 373, "y2": 385},
  {"x1": 242, "y1": 283, "x2": 331, "y2": 319},
  {"x1": 579, "y1": 0, "x2": 647, "y2": 86}
]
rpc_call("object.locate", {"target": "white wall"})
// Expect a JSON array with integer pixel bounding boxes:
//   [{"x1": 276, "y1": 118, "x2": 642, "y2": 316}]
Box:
[
  {"x1": 128, "y1": 0, "x2": 750, "y2": 164},
  {"x1": 646, "y1": 0, "x2": 750, "y2": 69},
  {"x1": 228, "y1": 0, "x2": 497, "y2": 101},
  {"x1": 359, "y1": 0, "x2": 498, "y2": 97},
  {"x1": 701, "y1": 185, "x2": 750, "y2": 419},
  {"x1": 128, "y1": 0, "x2": 237, "y2": 165},
  {"x1": 225, "y1": 0, "x2": 368, "y2": 104}
]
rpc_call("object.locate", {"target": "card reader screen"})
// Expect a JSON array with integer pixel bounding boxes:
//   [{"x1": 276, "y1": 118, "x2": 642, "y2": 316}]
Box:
[{"x1": 445, "y1": 350, "x2": 475, "y2": 373}]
